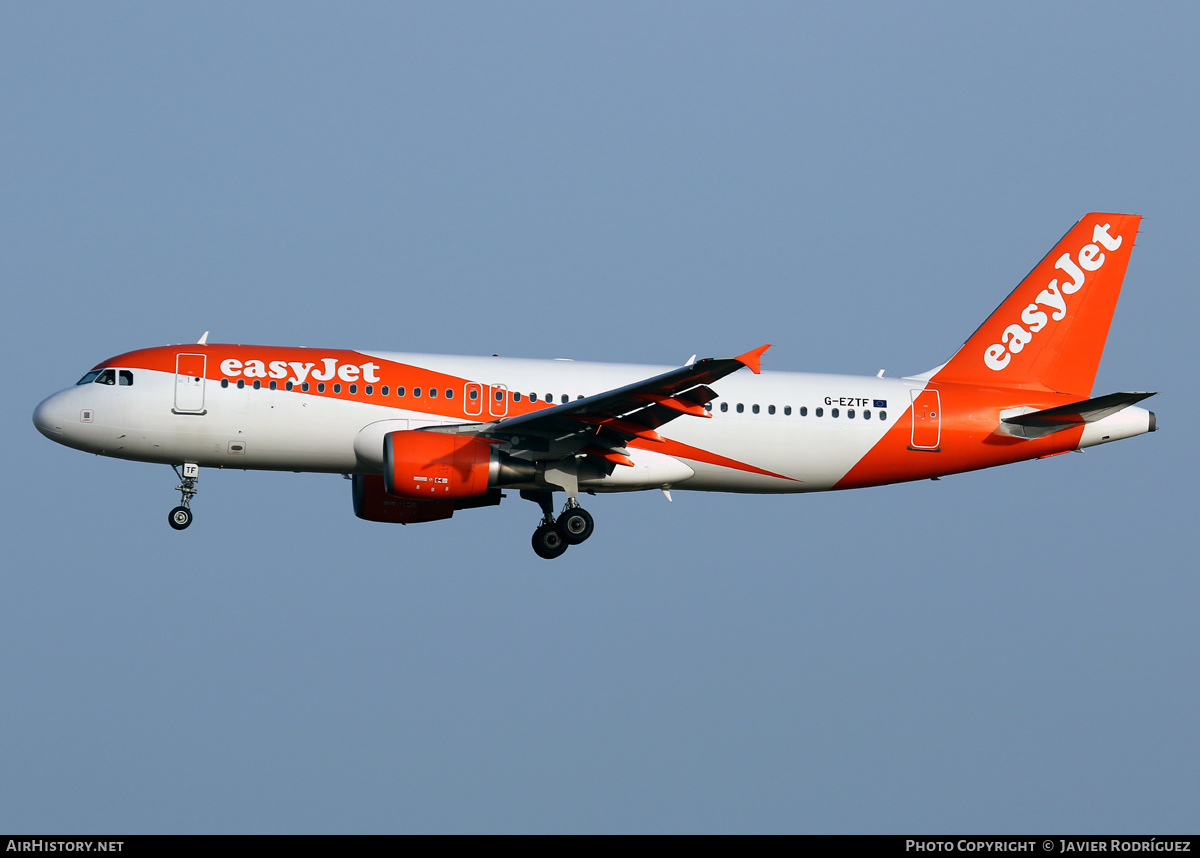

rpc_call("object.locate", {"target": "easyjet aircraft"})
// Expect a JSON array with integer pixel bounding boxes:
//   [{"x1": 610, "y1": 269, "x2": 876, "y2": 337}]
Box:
[{"x1": 33, "y1": 213, "x2": 1156, "y2": 558}]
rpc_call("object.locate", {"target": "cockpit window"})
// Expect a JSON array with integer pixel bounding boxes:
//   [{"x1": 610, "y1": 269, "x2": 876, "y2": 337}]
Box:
[
  {"x1": 95, "y1": 369, "x2": 116, "y2": 385},
  {"x1": 119, "y1": 370, "x2": 133, "y2": 386},
  {"x1": 76, "y1": 370, "x2": 101, "y2": 385}
]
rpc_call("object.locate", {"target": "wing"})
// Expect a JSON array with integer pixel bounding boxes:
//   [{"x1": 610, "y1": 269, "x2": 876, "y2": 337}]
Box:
[{"x1": 430, "y1": 344, "x2": 770, "y2": 466}]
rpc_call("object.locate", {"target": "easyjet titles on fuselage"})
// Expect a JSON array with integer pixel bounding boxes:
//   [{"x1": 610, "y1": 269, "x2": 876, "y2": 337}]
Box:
[{"x1": 219, "y1": 357, "x2": 382, "y2": 386}]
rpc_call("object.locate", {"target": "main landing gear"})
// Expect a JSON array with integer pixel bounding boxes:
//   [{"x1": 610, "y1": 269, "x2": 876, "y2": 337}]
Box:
[
  {"x1": 524, "y1": 491, "x2": 595, "y2": 559},
  {"x1": 168, "y1": 463, "x2": 199, "y2": 531}
]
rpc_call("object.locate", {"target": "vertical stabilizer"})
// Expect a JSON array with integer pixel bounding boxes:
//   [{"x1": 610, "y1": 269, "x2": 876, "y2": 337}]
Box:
[{"x1": 932, "y1": 213, "x2": 1141, "y2": 395}]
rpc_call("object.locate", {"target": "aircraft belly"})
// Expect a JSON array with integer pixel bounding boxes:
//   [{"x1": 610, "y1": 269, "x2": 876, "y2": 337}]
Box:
[{"x1": 581, "y1": 448, "x2": 695, "y2": 490}]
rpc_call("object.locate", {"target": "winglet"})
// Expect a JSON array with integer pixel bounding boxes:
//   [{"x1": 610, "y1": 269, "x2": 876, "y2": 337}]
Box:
[
  {"x1": 197, "y1": 331, "x2": 210, "y2": 345},
  {"x1": 735, "y1": 344, "x2": 771, "y2": 374}
]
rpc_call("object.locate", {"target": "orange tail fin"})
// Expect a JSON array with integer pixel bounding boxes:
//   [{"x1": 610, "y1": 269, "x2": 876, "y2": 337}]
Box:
[{"x1": 932, "y1": 213, "x2": 1141, "y2": 395}]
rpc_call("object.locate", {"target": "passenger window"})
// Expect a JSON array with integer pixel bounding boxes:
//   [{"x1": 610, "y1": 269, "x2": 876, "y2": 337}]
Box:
[
  {"x1": 880, "y1": 410, "x2": 887, "y2": 421},
  {"x1": 119, "y1": 370, "x2": 133, "y2": 386},
  {"x1": 397, "y1": 386, "x2": 406, "y2": 397},
  {"x1": 301, "y1": 382, "x2": 310, "y2": 392},
  {"x1": 269, "y1": 381, "x2": 277, "y2": 390},
  {"x1": 253, "y1": 380, "x2": 261, "y2": 390},
  {"x1": 414, "y1": 387, "x2": 422, "y2": 397},
  {"x1": 96, "y1": 369, "x2": 116, "y2": 385},
  {"x1": 221, "y1": 379, "x2": 229, "y2": 388},
  {"x1": 76, "y1": 370, "x2": 102, "y2": 385},
  {"x1": 317, "y1": 382, "x2": 325, "y2": 392},
  {"x1": 286, "y1": 381, "x2": 294, "y2": 391},
  {"x1": 720, "y1": 402, "x2": 729, "y2": 412},
  {"x1": 545, "y1": 394, "x2": 553, "y2": 402},
  {"x1": 495, "y1": 390, "x2": 503, "y2": 402},
  {"x1": 469, "y1": 388, "x2": 478, "y2": 400},
  {"x1": 768, "y1": 405, "x2": 775, "y2": 415},
  {"x1": 799, "y1": 406, "x2": 806, "y2": 416},
  {"x1": 349, "y1": 384, "x2": 357, "y2": 394},
  {"x1": 445, "y1": 389, "x2": 453, "y2": 399},
  {"x1": 784, "y1": 406, "x2": 792, "y2": 416},
  {"x1": 333, "y1": 383, "x2": 342, "y2": 393},
  {"x1": 365, "y1": 385, "x2": 372, "y2": 395},
  {"x1": 736, "y1": 403, "x2": 744, "y2": 413},
  {"x1": 832, "y1": 408, "x2": 839, "y2": 418},
  {"x1": 863, "y1": 410, "x2": 871, "y2": 420},
  {"x1": 530, "y1": 393, "x2": 538, "y2": 403},
  {"x1": 561, "y1": 395, "x2": 569, "y2": 404},
  {"x1": 513, "y1": 392, "x2": 522, "y2": 402},
  {"x1": 429, "y1": 387, "x2": 437, "y2": 398},
  {"x1": 847, "y1": 409, "x2": 854, "y2": 419},
  {"x1": 381, "y1": 385, "x2": 389, "y2": 396},
  {"x1": 815, "y1": 407, "x2": 823, "y2": 417},
  {"x1": 237, "y1": 379, "x2": 246, "y2": 389},
  {"x1": 752, "y1": 404, "x2": 760, "y2": 414}
]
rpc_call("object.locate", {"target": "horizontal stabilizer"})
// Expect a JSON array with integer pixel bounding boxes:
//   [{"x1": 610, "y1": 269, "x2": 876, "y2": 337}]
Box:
[{"x1": 1000, "y1": 391, "x2": 1155, "y2": 438}]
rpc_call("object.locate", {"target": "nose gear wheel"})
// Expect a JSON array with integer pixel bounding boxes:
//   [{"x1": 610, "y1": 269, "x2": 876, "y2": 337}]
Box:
[
  {"x1": 168, "y1": 506, "x2": 193, "y2": 530},
  {"x1": 168, "y1": 464, "x2": 199, "y2": 530}
]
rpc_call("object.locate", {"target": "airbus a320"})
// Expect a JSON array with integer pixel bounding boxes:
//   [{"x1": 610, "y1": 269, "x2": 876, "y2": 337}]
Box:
[{"x1": 33, "y1": 213, "x2": 1156, "y2": 558}]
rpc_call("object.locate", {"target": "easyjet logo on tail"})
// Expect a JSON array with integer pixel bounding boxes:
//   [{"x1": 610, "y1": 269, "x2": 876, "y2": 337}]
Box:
[{"x1": 983, "y1": 223, "x2": 1124, "y2": 372}]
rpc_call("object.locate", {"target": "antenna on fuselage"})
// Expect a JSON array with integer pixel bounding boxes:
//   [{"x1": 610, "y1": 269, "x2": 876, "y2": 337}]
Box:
[{"x1": 197, "y1": 331, "x2": 210, "y2": 345}]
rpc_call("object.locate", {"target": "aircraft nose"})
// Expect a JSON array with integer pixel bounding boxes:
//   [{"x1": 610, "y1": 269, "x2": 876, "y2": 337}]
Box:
[{"x1": 32, "y1": 393, "x2": 66, "y2": 439}]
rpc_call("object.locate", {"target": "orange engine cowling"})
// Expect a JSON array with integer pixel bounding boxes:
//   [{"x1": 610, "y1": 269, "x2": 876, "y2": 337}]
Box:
[
  {"x1": 352, "y1": 474, "x2": 456, "y2": 524},
  {"x1": 384, "y1": 430, "x2": 498, "y2": 500}
]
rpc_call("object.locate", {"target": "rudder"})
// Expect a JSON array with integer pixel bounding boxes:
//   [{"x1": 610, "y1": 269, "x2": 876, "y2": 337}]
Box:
[{"x1": 932, "y1": 213, "x2": 1141, "y2": 395}]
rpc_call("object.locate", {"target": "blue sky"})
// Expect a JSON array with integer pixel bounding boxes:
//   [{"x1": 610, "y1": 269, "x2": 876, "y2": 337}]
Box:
[{"x1": 2, "y1": 2, "x2": 1196, "y2": 833}]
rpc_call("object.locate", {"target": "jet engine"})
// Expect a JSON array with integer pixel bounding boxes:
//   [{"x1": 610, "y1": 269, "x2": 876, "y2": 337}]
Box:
[
  {"x1": 351, "y1": 474, "x2": 456, "y2": 524},
  {"x1": 383, "y1": 430, "x2": 534, "y2": 500},
  {"x1": 351, "y1": 473, "x2": 504, "y2": 524}
]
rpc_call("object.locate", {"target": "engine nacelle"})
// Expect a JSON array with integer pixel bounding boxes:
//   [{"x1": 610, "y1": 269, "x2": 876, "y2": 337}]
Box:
[
  {"x1": 383, "y1": 430, "x2": 534, "y2": 500},
  {"x1": 352, "y1": 474, "x2": 455, "y2": 524}
]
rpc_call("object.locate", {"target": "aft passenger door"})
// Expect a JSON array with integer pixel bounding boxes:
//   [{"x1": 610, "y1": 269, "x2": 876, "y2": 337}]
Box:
[
  {"x1": 173, "y1": 353, "x2": 207, "y2": 414},
  {"x1": 909, "y1": 388, "x2": 940, "y2": 450}
]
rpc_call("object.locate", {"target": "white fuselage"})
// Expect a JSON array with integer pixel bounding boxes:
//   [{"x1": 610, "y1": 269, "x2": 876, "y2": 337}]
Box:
[
  {"x1": 34, "y1": 351, "x2": 918, "y2": 493},
  {"x1": 34, "y1": 346, "x2": 1155, "y2": 501}
]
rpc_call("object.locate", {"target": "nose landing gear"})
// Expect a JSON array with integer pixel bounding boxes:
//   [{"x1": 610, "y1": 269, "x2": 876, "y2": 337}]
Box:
[
  {"x1": 168, "y1": 463, "x2": 199, "y2": 531},
  {"x1": 522, "y1": 491, "x2": 595, "y2": 559}
]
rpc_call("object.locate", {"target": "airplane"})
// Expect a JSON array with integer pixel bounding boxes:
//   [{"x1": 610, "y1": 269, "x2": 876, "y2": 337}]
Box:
[{"x1": 32, "y1": 213, "x2": 1156, "y2": 558}]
